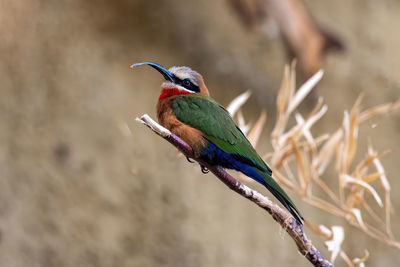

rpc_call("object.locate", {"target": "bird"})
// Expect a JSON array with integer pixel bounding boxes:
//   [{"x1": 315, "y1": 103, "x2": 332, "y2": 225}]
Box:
[{"x1": 131, "y1": 61, "x2": 304, "y2": 224}]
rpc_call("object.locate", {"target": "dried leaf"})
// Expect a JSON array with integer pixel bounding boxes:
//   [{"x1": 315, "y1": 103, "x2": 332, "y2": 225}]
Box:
[
  {"x1": 276, "y1": 65, "x2": 291, "y2": 118},
  {"x1": 349, "y1": 208, "x2": 366, "y2": 229},
  {"x1": 361, "y1": 172, "x2": 382, "y2": 184},
  {"x1": 276, "y1": 122, "x2": 303, "y2": 148},
  {"x1": 385, "y1": 192, "x2": 393, "y2": 238},
  {"x1": 226, "y1": 90, "x2": 251, "y2": 116},
  {"x1": 360, "y1": 99, "x2": 400, "y2": 122},
  {"x1": 287, "y1": 70, "x2": 324, "y2": 114},
  {"x1": 305, "y1": 220, "x2": 330, "y2": 239},
  {"x1": 352, "y1": 250, "x2": 369, "y2": 267},
  {"x1": 289, "y1": 60, "x2": 297, "y2": 101},
  {"x1": 319, "y1": 224, "x2": 333, "y2": 238},
  {"x1": 340, "y1": 174, "x2": 383, "y2": 207},
  {"x1": 324, "y1": 226, "x2": 344, "y2": 263},
  {"x1": 369, "y1": 148, "x2": 390, "y2": 192},
  {"x1": 352, "y1": 153, "x2": 379, "y2": 178},
  {"x1": 316, "y1": 129, "x2": 343, "y2": 175},
  {"x1": 247, "y1": 110, "x2": 267, "y2": 147},
  {"x1": 305, "y1": 103, "x2": 328, "y2": 131},
  {"x1": 291, "y1": 138, "x2": 308, "y2": 191},
  {"x1": 237, "y1": 110, "x2": 251, "y2": 134},
  {"x1": 369, "y1": 144, "x2": 392, "y2": 237}
]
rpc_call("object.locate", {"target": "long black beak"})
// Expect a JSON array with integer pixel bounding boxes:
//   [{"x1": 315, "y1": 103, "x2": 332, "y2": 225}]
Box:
[{"x1": 130, "y1": 62, "x2": 175, "y2": 82}]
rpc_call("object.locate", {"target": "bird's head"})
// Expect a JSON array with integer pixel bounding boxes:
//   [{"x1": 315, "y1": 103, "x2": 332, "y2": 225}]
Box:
[{"x1": 131, "y1": 62, "x2": 209, "y2": 101}]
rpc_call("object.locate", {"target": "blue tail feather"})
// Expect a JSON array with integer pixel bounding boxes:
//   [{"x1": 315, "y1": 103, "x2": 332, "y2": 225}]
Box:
[
  {"x1": 200, "y1": 142, "x2": 267, "y2": 186},
  {"x1": 201, "y1": 142, "x2": 303, "y2": 224}
]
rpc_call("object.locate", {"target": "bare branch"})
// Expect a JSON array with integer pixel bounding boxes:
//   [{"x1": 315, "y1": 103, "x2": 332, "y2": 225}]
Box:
[{"x1": 136, "y1": 114, "x2": 334, "y2": 267}]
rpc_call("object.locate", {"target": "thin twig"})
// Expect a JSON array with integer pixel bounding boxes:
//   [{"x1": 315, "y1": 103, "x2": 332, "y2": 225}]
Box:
[{"x1": 136, "y1": 114, "x2": 334, "y2": 267}]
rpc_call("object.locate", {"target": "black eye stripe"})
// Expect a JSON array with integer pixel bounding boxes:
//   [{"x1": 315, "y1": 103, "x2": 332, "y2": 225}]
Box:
[{"x1": 174, "y1": 76, "x2": 200, "y2": 92}]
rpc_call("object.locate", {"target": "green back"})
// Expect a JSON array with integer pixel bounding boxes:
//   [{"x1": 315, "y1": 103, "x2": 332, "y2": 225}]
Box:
[{"x1": 172, "y1": 94, "x2": 270, "y2": 173}]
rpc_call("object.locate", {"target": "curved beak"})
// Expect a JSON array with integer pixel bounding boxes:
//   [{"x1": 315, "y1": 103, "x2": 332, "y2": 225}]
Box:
[{"x1": 130, "y1": 62, "x2": 175, "y2": 82}]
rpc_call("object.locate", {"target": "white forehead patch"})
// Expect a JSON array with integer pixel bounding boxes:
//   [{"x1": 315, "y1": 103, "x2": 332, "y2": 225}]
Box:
[{"x1": 169, "y1": 66, "x2": 199, "y2": 86}]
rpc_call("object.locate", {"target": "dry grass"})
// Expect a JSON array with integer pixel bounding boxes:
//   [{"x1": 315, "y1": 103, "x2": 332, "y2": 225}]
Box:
[{"x1": 227, "y1": 62, "x2": 400, "y2": 266}]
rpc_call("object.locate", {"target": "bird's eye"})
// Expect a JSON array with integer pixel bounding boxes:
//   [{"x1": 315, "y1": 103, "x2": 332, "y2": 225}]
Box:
[{"x1": 182, "y1": 79, "x2": 191, "y2": 87}]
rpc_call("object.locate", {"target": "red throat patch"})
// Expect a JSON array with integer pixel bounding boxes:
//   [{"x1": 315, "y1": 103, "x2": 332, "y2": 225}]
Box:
[{"x1": 158, "y1": 88, "x2": 191, "y2": 101}]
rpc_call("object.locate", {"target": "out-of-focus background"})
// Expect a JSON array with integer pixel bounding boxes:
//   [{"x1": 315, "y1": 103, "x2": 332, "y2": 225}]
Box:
[{"x1": 0, "y1": 0, "x2": 399, "y2": 266}]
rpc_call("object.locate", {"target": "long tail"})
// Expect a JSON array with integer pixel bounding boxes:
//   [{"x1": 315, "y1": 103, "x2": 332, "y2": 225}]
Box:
[
  {"x1": 260, "y1": 171, "x2": 304, "y2": 225},
  {"x1": 239, "y1": 165, "x2": 304, "y2": 224}
]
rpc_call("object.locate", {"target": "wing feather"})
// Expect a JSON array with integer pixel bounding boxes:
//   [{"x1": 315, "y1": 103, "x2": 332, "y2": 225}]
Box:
[{"x1": 172, "y1": 95, "x2": 271, "y2": 174}]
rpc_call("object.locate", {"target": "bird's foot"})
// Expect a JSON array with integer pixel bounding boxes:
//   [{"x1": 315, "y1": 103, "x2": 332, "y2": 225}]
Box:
[
  {"x1": 186, "y1": 157, "x2": 209, "y2": 174},
  {"x1": 200, "y1": 165, "x2": 209, "y2": 174},
  {"x1": 186, "y1": 157, "x2": 195, "y2": 163}
]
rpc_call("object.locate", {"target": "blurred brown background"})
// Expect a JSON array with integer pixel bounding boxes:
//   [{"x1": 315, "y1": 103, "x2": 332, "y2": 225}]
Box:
[{"x1": 0, "y1": 0, "x2": 399, "y2": 266}]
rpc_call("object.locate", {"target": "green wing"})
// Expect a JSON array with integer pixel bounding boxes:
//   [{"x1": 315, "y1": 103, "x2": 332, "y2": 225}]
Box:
[
  {"x1": 172, "y1": 94, "x2": 303, "y2": 223},
  {"x1": 172, "y1": 94, "x2": 270, "y2": 174}
]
